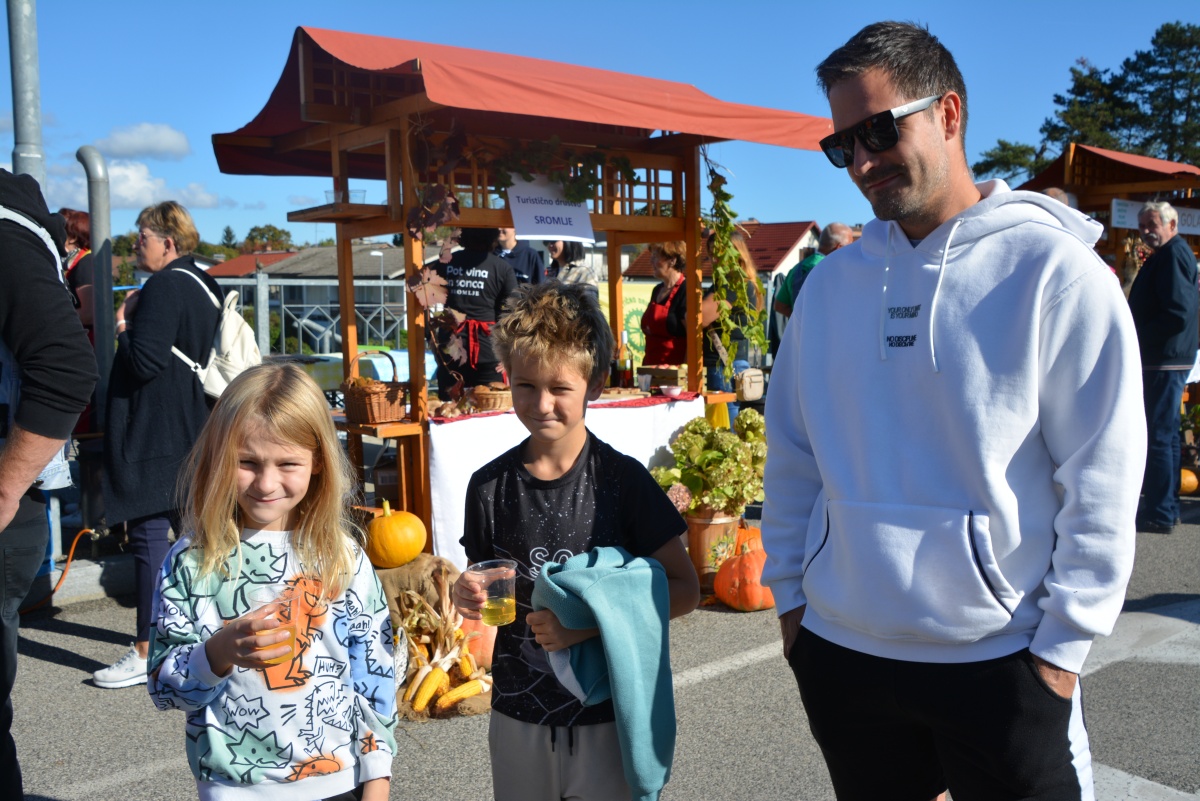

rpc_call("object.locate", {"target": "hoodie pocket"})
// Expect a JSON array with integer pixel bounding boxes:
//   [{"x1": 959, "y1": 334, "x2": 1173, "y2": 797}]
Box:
[{"x1": 802, "y1": 499, "x2": 1015, "y2": 644}]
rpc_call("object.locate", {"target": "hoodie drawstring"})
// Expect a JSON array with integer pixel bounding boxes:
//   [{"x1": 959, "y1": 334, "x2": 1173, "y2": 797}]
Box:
[
  {"x1": 878, "y1": 218, "x2": 965, "y2": 372},
  {"x1": 548, "y1": 725, "x2": 576, "y2": 755},
  {"x1": 928, "y1": 217, "x2": 965, "y2": 373},
  {"x1": 878, "y1": 224, "x2": 894, "y2": 361}
]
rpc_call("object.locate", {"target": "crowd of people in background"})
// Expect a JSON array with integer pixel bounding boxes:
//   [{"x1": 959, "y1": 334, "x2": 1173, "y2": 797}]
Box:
[{"x1": 4, "y1": 15, "x2": 1200, "y2": 801}]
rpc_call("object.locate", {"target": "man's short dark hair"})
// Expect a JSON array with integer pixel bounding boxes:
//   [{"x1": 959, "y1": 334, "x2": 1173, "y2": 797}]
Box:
[
  {"x1": 816, "y1": 21, "x2": 968, "y2": 143},
  {"x1": 458, "y1": 227, "x2": 499, "y2": 251}
]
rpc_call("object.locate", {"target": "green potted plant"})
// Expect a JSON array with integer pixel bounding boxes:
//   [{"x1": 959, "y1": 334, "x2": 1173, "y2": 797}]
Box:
[{"x1": 652, "y1": 410, "x2": 766, "y2": 591}]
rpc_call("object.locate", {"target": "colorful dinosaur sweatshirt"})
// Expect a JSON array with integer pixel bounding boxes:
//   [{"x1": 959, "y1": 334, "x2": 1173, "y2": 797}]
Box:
[{"x1": 147, "y1": 529, "x2": 398, "y2": 801}]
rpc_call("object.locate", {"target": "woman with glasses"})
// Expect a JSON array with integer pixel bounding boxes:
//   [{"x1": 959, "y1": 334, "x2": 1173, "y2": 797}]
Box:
[
  {"x1": 95, "y1": 201, "x2": 224, "y2": 691},
  {"x1": 544, "y1": 239, "x2": 602, "y2": 298}
]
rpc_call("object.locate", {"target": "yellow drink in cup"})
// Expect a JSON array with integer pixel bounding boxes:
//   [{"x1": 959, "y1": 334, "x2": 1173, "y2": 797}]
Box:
[
  {"x1": 247, "y1": 588, "x2": 299, "y2": 665},
  {"x1": 256, "y1": 620, "x2": 297, "y2": 665},
  {"x1": 480, "y1": 597, "x2": 517, "y2": 626},
  {"x1": 465, "y1": 559, "x2": 518, "y2": 626}
]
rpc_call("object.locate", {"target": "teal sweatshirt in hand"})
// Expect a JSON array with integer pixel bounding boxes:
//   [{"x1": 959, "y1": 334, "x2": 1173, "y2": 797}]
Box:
[{"x1": 531, "y1": 546, "x2": 674, "y2": 801}]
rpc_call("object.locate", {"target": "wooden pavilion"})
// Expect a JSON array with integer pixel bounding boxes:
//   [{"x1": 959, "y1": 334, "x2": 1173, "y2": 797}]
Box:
[
  {"x1": 212, "y1": 27, "x2": 831, "y2": 527},
  {"x1": 1017, "y1": 143, "x2": 1200, "y2": 271}
]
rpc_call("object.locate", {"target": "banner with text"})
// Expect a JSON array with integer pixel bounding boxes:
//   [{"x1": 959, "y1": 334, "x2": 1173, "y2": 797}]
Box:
[
  {"x1": 1111, "y1": 198, "x2": 1200, "y2": 237},
  {"x1": 506, "y1": 175, "x2": 596, "y2": 243}
]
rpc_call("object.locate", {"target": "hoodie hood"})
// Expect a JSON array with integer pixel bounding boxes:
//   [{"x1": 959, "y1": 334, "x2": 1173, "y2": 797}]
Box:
[
  {"x1": 857, "y1": 179, "x2": 1105, "y2": 370},
  {"x1": 0, "y1": 168, "x2": 66, "y2": 256}
]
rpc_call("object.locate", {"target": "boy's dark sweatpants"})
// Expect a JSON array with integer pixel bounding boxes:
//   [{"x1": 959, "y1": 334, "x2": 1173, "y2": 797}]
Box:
[{"x1": 788, "y1": 626, "x2": 1089, "y2": 801}]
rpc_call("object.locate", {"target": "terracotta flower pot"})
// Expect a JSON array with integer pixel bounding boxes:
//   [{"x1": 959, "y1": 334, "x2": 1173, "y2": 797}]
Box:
[{"x1": 685, "y1": 511, "x2": 738, "y2": 594}]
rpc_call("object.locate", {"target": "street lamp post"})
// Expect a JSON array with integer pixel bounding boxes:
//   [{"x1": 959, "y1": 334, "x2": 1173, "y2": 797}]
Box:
[{"x1": 370, "y1": 250, "x2": 384, "y2": 347}]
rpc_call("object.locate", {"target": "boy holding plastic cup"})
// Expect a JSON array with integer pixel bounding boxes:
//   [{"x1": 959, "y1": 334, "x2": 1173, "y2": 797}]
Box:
[{"x1": 453, "y1": 283, "x2": 699, "y2": 801}]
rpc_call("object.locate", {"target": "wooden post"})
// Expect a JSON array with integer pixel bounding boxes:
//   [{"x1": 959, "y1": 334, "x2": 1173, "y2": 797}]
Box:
[
  {"x1": 607, "y1": 234, "x2": 624, "y2": 359},
  {"x1": 684, "y1": 146, "x2": 703, "y2": 393},
  {"x1": 398, "y1": 114, "x2": 433, "y2": 528}
]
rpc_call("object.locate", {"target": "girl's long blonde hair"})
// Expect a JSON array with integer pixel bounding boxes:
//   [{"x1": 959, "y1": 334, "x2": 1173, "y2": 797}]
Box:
[{"x1": 177, "y1": 363, "x2": 363, "y2": 599}]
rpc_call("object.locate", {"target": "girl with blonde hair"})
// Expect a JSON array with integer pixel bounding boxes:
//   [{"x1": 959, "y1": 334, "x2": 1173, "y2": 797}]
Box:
[{"x1": 147, "y1": 363, "x2": 397, "y2": 801}]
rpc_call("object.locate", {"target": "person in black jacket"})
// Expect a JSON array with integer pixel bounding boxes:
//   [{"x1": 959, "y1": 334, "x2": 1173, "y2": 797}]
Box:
[
  {"x1": 433, "y1": 227, "x2": 518, "y2": 399},
  {"x1": 95, "y1": 201, "x2": 222, "y2": 689},
  {"x1": 1129, "y1": 200, "x2": 1200, "y2": 534},
  {"x1": 496, "y1": 227, "x2": 545, "y2": 285},
  {"x1": 0, "y1": 169, "x2": 97, "y2": 799}
]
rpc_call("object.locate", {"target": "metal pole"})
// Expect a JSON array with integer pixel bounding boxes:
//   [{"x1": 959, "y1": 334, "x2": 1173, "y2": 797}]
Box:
[
  {"x1": 75, "y1": 146, "x2": 111, "y2": 427},
  {"x1": 370, "y1": 250, "x2": 384, "y2": 347},
  {"x1": 255, "y1": 269, "x2": 270, "y2": 354},
  {"x1": 8, "y1": 0, "x2": 45, "y2": 189}
]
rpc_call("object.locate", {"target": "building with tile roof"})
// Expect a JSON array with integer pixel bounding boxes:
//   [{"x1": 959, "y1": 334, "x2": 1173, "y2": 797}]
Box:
[{"x1": 623, "y1": 220, "x2": 820, "y2": 281}]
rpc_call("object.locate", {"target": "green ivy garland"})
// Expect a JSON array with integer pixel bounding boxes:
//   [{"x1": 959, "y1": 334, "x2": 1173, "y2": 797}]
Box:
[
  {"x1": 703, "y1": 148, "x2": 767, "y2": 381},
  {"x1": 489, "y1": 136, "x2": 638, "y2": 204}
]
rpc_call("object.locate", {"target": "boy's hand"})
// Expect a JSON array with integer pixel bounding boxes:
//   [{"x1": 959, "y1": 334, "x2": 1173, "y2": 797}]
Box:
[
  {"x1": 453, "y1": 573, "x2": 486, "y2": 620},
  {"x1": 204, "y1": 606, "x2": 293, "y2": 676},
  {"x1": 527, "y1": 609, "x2": 597, "y2": 652}
]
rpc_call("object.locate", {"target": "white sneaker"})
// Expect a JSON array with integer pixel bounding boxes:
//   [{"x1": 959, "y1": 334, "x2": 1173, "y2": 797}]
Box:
[{"x1": 93, "y1": 645, "x2": 148, "y2": 689}]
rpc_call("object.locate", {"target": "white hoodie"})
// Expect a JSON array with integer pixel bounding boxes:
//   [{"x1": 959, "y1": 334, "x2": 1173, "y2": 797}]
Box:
[{"x1": 761, "y1": 181, "x2": 1146, "y2": 674}]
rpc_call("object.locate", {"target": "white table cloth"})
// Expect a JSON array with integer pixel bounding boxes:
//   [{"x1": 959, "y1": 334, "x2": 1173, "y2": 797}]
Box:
[{"x1": 428, "y1": 396, "x2": 704, "y2": 568}]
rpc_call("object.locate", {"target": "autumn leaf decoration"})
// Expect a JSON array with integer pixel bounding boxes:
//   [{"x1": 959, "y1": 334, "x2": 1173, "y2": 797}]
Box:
[
  {"x1": 406, "y1": 267, "x2": 449, "y2": 310},
  {"x1": 406, "y1": 184, "x2": 460, "y2": 242}
]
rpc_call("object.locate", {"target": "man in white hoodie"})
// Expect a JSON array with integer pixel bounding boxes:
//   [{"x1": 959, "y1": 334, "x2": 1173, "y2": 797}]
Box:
[{"x1": 761, "y1": 21, "x2": 1146, "y2": 801}]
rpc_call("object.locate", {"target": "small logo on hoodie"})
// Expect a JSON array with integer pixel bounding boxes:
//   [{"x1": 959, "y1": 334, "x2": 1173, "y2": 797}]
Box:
[
  {"x1": 887, "y1": 335, "x2": 918, "y2": 348},
  {"x1": 888, "y1": 304, "x2": 922, "y2": 319}
]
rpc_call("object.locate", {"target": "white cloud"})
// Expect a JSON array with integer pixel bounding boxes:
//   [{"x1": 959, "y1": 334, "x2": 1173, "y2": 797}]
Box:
[
  {"x1": 177, "y1": 182, "x2": 220, "y2": 209},
  {"x1": 45, "y1": 159, "x2": 235, "y2": 213},
  {"x1": 95, "y1": 123, "x2": 190, "y2": 161},
  {"x1": 109, "y1": 160, "x2": 169, "y2": 208},
  {"x1": 45, "y1": 163, "x2": 87, "y2": 210},
  {"x1": 243, "y1": 200, "x2": 267, "y2": 210},
  {"x1": 288, "y1": 194, "x2": 318, "y2": 207}
]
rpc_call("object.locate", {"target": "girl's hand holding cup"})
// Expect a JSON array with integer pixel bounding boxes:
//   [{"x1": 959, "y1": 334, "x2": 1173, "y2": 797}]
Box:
[{"x1": 205, "y1": 588, "x2": 298, "y2": 675}]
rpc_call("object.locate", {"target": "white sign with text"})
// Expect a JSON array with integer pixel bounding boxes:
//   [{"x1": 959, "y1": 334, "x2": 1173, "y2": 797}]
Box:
[
  {"x1": 506, "y1": 175, "x2": 596, "y2": 243},
  {"x1": 1111, "y1": 198, "x2": 1200, "y2": 236}
]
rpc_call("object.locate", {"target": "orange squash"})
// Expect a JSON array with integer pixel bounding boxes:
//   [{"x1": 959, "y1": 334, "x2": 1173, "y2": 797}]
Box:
[
  {"x1": 713, "y1": 543, "x2": 774, "y2": 612},
  {"x1": 1182, "y1": 468, "x2": 1199, "y2": 496},
  {"x1": 459, "y1": 616, "x2": 497, "y2": 670},
  {"x1": 365, "y1": 501, "x2": 426, "y2": 569},
  {"x1": 734, "y1": 524, "x2": 762, "y2": 553}
]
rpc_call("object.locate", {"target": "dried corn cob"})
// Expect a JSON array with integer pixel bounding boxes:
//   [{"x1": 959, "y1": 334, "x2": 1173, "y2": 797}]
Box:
[
  {"x1": 412, "y1": 666, "x2": 447, "y2": 712},
  {"x1": 434, "y1": 676, "x2": 490, "y2": 712}
]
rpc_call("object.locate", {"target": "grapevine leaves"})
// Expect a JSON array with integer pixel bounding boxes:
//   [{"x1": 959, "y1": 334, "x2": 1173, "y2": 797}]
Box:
[
  {"x1": 406, "y1": 267, "x2": 449, "y2": 310},
  {"x1": 406, "y1": 184, "x2": 460, "y2": 242}
]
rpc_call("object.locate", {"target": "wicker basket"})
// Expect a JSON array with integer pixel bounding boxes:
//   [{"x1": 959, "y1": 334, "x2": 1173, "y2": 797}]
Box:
[
  {"x1": 341, "y1": 352, "x2": 409, "y2": 425},
  {"x1": 470, "y1": 383, "x2": 512, "y2": 411}
]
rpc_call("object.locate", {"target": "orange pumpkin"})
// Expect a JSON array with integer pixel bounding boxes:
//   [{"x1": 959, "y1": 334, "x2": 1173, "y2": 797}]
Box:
[
  {"x1": 713, "y1": 543, "x2": 774, "y2": 612},
  {"x1": 734, "y1": 524, "x2": 762, "y2": 553},
  {"x1": 1182, "y1": 468, "x2": 1199, "y2": 496},
  {"x1": 365, "y1": 501, "x2": 426, "y2": 569},
  {"x1": 459, "y1": 616, "x2": 497, "y2": 670}
]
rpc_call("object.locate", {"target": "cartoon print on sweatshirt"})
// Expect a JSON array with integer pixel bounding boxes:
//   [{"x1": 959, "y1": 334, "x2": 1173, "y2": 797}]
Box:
[{"x1": 149, "y1": 532, "x2": 398, "y2": 794}]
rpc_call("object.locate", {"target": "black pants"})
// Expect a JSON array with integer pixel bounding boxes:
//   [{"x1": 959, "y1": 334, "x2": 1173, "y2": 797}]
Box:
[
  {"x1": 127, "y1": 513, "x2": 174, "y2": 643},
  {"x1": 788, "y1": 627, "x2": 1089, "y2": 801},
  {"x1": 0, "y1": 513, "x2": 48, "y2": 800}
]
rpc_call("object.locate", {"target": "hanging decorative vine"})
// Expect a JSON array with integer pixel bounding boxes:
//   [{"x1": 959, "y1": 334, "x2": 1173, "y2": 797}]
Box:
[
  {"x1": 488, "y1": 136, "x2": 639, "y2": 204},
  {"x1": 702, "y1": 146, "x2": 767, "y2": 381}
]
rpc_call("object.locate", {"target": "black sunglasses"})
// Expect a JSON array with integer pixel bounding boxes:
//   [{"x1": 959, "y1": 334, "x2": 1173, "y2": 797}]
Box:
[{"x1": 819, "y1": 94, "x2": 943, "y2": 169}]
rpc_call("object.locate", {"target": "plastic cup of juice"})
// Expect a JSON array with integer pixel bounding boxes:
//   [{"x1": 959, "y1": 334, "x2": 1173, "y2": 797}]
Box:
[
  {"x1": 464, "y1": 559, "x2": 518, "y2": 626},
  {"x1": 246, "y1": 587, "x2": 298, "y2": 665}
]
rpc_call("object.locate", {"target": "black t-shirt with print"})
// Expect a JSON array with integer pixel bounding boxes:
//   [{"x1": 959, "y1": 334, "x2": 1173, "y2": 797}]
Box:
[
  {"x1": 431, "y1": 249, "x2": 518, "y2": 372},
  {"x1": 461, "y1": 431, "x2": 685, "y2": 726}
]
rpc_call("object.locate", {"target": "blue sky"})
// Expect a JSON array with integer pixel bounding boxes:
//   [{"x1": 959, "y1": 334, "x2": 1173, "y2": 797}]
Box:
[{"x1": 1, "y1": 1, "x2": 1196, "y2": 246}]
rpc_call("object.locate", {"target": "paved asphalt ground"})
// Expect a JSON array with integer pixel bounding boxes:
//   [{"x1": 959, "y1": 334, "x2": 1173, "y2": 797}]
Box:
[{"x1": 11, "y1": 501, "x2": 1200, "y2": 800}]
